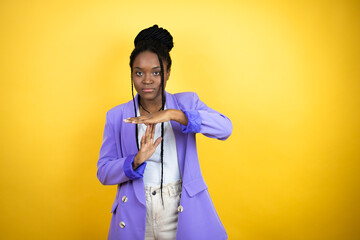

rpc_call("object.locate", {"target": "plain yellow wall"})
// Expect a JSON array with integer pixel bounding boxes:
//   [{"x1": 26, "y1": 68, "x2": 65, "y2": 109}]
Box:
[{"x1": 1, "y1": 0, "x2": 359, "y2": 239}]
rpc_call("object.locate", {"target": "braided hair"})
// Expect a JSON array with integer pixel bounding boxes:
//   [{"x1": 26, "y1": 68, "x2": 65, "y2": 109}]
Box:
[{"x1": 129, "y1": 25, "x2": 173, "y2": 207}]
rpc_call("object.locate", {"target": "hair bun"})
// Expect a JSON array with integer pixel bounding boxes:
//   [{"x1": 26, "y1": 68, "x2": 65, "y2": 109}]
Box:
[{"x1": 134, "y1": 24, "x2": 173, "y2": 52}]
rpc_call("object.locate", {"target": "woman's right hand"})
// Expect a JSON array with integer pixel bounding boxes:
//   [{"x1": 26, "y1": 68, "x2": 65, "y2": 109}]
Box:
[{"x1": 133, "y1": 124, "x2": 162, "y2": 170}]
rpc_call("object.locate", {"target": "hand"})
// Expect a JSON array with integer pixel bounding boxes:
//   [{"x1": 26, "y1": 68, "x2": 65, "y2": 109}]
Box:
[
  {"x1": 124, "y1": 110, "x2": 171, "y2": 125},
  {"x1": 133, "y1": 124, "x2": 162, "y2": 169},
  {"x1": 124, "y1": 109, "x2": 188, "y2": 126}
]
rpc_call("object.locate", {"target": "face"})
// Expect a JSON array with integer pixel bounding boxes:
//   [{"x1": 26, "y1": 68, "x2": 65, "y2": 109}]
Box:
[{"x1": 132, "y1": 50, "x2": 170, "y2": 103}]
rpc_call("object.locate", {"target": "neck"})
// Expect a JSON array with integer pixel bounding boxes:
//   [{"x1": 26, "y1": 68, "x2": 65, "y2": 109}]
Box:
[{"x1": 138, "y1": 96, "x2": 165, "y2": 113}]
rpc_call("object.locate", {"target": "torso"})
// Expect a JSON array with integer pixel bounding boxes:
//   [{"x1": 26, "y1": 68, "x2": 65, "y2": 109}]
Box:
[{"x1": 136, "y1": 104, "x2": 181, "y2": 187}]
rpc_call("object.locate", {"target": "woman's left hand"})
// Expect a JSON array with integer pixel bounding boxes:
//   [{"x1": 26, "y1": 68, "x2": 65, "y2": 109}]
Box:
[{"x1": 124, "y1": 109, "x2": 171, "y2": 125}]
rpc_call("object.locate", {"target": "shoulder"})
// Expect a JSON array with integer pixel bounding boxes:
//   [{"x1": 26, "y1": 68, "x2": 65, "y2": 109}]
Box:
[{"x1": 174, "y1": 91, "x2": 199, "y2": 100}]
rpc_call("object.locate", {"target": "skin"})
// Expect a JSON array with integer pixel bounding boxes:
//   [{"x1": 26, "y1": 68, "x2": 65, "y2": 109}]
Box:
[{"x1": 123, "y1": 50, "x2": 189, "y2": 169}]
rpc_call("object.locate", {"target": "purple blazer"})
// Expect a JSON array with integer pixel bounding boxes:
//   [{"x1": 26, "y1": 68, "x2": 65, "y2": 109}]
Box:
[{"x1": 97, "y1": 91, "x2": 232, "y2": 240}]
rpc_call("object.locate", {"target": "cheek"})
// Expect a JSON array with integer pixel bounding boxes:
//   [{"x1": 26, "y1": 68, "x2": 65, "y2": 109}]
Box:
[
  {"x1": 132, "y1": 78, "x2": 142, "y2": 89},
  {"x1": 156, "y1": 81, "x2": 164, "y2": 91},
  {"x1": 156, "y1": 78, "x2": 162, "y2": 86}
]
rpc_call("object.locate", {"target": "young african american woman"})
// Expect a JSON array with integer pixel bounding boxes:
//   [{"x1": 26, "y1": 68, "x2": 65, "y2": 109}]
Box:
[{"x1": 97, "y1": 24, "x2": 232, "y2": 240}]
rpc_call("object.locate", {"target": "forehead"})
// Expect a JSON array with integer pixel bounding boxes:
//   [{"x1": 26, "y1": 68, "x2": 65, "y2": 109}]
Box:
[{"x1": 133, "y1": 51, "x2": 160, "y2": 68}]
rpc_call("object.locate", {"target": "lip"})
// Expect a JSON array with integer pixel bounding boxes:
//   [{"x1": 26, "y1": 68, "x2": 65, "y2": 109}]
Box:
[{"x1": 142, "y1": 88, "x2": 155, "y2": 93}]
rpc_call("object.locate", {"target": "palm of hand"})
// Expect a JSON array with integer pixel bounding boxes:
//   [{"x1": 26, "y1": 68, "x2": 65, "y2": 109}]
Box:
[{"x1": 134, "y1": 123, "x2": 162, "y2": 167}]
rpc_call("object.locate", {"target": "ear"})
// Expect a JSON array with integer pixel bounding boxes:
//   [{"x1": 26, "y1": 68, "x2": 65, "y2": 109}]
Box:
[{"x1": 165, "y1": 69, "x2": 170, "y2": 81}]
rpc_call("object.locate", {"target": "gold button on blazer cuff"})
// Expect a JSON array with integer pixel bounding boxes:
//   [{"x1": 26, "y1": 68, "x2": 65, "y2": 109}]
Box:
[{"x1": 122, "y1": 196, "x2": 128, "y2": 202}]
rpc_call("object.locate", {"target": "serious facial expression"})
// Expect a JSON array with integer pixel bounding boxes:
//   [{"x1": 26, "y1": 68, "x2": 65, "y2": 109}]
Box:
[{"x1": 132, "y1": 50, "x2": 170, "y2": 103}]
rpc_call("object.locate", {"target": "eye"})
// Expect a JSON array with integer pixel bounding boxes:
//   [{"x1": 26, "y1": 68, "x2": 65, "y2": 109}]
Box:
[
  {"x1": 135, "y1": 71, "x2": 143, "y2": 76},
  {"x1": 153, "y1": 71, "x2": 160, "y2": 76}
]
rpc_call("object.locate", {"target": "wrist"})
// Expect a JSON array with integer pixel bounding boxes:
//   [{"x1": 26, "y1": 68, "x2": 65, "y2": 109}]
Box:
[
  {"x1": 133, "y1": 154, "x2": 141, "y2": 170},
  {"x1": 165, "y1": 109, "x2": 174, "y2": 121},
  {"x1": 170, "y1": 109, "x2": 188, "y2": 126}
]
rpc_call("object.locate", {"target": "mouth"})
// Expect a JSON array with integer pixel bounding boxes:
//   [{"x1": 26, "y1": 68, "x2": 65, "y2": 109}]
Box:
[{"x1": 142, "y1": 88, "x2": 155, "y2": 93}]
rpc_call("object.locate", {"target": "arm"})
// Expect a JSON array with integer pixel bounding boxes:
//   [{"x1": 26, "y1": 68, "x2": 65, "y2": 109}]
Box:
[
  {"x1": 180, "y1": 92, "x2": 233, "y2": 140},
  {"x1": 97, "y1": 111, "x2": 147, "y2": 185},
  {"x1": 124, "y1": 93, "x2": 233, "y2": 140}
]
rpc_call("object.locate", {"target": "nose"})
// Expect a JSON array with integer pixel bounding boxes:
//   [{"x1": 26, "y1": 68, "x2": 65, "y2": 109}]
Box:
[{"x1": 143, "y1": 73, "x2": 153, "y2": 84}]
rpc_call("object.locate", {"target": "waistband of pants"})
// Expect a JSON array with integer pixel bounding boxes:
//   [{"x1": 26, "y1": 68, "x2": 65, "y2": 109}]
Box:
[{"x1": 145, "y1": 180, "x2": 182, "y2": 197}]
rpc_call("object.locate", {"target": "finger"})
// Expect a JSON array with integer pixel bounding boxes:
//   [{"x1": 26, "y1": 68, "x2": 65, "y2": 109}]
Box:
[
  {"x1": 123, "y1": 117, "x2": 138, "y2": 123},
  {"x1": 153, "y1": 137, "x2": 162, "y2": 148},
  {"x1": 142, "y1": 119, "x2": 157, "y2": 125},
  {"x1": 148, "y1": 124, "x2": 154, "y2": 142},
  {"x1": 150, "y1": 123, "x2": 156, "y2": 142},
  {"x1": 124, "y1": 116, "x2": 147, "y2": 124},
  {"x1": 135, "y1": 119, "x2": 147, "y2": 125},
  {"x1": 146, "y1": 124, "x2": 153, "y2": 143},
  {"x1": 145, "y1": 124, "x2": 152, "y2": 142},
  {"x1": 140, "y1": 133, "x2": 145, "y2": 146},
  {"x1": 144, "y1": 124, "x2": 149, "y2": 139}
]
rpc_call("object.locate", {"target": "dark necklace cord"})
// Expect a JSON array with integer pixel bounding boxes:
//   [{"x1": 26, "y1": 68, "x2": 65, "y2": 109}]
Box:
[
  {"x1": 138, "y1": 98, "x2": 163, "y2": 114},
  {"x1": 138, "y1": 95, "x2": 163, "y2": 113}
]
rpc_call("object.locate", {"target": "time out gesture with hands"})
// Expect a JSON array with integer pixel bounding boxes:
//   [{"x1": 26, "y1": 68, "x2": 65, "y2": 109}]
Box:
[{"x1": 124, "y1": 109, "x2": 189, "y2": 170}]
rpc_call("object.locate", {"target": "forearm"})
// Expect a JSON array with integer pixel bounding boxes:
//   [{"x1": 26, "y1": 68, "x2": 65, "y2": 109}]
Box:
[
  {"x1": 98, "y1": 111, "x2": 147, "y2": 185},
  {"x1": 197, "y1": 110, "x2": 232, "y2": 140},
  {"x1": 177, "y1": 92, "x2": 232, "y2": 140},
  {"x1": 97, "y1": 156, "x2": 131, "y2": 185},
  {"x1": 168, "y1": 109, "x2": 188, "y2": 126}
]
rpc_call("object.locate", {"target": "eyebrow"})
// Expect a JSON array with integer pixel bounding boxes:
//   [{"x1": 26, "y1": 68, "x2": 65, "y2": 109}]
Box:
[{"x1": 134, "y1": 66, "x2": 161, "y2": 70}]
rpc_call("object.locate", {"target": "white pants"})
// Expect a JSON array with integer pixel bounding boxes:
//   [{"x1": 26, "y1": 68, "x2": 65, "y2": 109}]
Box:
[{"x1": 144, "y1": 180, "x2": 182, "y2": 240}]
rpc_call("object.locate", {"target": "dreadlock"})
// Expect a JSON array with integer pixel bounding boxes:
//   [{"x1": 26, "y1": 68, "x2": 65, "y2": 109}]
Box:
[{"x1": 129, "y1": 24, "x2": 173, "y2": 207}]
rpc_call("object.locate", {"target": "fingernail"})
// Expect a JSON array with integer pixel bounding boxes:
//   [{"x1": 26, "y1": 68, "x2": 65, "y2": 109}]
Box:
[{"x1": 123, "y1": 119, "x2": 130, "y2": 122}]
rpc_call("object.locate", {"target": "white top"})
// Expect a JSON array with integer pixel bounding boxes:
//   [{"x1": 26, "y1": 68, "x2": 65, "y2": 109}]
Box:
[{"x1": 136, "y1": 104, "x2": 181, "y2": 187}]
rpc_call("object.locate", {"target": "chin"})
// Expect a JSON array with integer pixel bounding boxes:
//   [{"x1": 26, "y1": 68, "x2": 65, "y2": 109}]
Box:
[{"x1": 140, "y1": 92, "x2": 163, "y2": 101}]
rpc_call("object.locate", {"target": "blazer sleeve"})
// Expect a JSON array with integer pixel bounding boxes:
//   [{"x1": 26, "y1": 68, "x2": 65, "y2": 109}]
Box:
[
  {"x1": 97, "y1": 111, "x2": 146, "y2": 185},
  {"x1": 180, "y1": 92, "x2": 233, "y2": 140}
]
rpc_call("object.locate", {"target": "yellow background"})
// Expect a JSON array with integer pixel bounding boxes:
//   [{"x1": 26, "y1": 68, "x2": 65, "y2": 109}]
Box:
[{"x1": 1, "y1": 0, "x2": 359, "y2": 239}]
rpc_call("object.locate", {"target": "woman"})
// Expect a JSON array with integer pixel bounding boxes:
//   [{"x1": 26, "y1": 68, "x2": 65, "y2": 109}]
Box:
[{"x1": 97, "y1": 24, "x2": 232, "y2": 240}]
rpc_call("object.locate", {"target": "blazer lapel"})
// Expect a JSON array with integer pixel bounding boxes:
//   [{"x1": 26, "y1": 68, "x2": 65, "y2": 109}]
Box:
[{"x1": 122, "y1": 94, "x2": 146, "y2": 207}]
